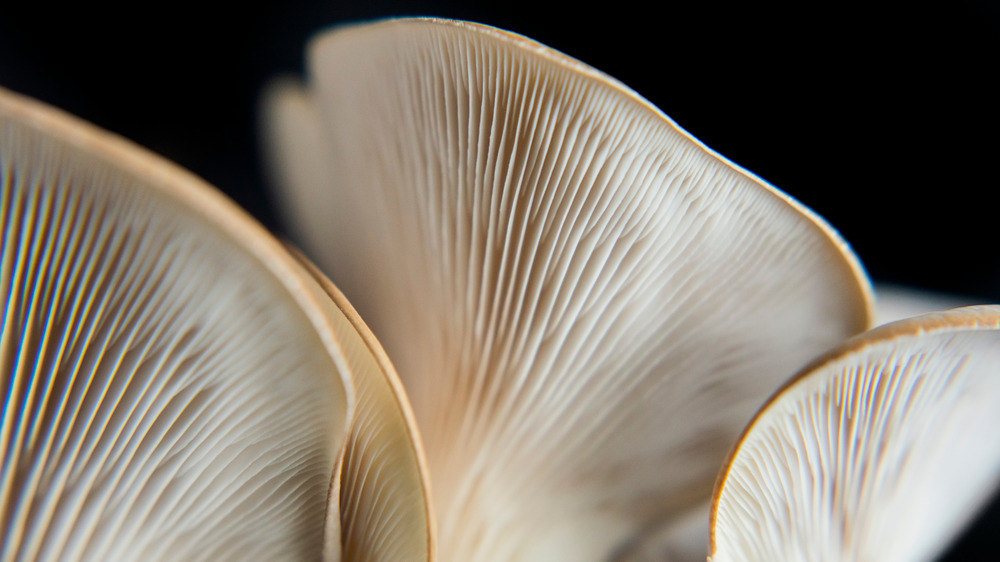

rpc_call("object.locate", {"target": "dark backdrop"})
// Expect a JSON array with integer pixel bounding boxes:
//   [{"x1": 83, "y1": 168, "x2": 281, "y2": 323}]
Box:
[{"x1": 1, "y1": 1, "x2": 998, "y2": 558}]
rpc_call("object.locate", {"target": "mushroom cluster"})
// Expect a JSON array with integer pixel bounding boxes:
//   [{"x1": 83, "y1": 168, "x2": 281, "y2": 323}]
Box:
[{"x1": 1, "y1": 17, "x2": 998, "y2": 562}]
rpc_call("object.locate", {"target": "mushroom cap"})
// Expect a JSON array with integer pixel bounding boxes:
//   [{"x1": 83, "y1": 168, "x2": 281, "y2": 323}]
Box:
[
  {"x1": 874, "y1": 282, "x2": 978, "y2": 326},
  {"x1": 264, "y1": 17, "x2": 874, "y2": 560},
  {"x1": 711, "y1": 305, "x2": 1000, "y2": 562},
  {"x1": 287, "y1": 247, "x2": 434, "y2": 562},
  {"x1": 0, "y1": 87, "x2": 431, "y2": 561}
]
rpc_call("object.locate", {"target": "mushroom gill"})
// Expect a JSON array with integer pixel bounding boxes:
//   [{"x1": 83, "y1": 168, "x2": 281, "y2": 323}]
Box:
[
  {"x1": 711, "y1": 306, "x2": 1000, "y2": 561},
  {"x1": 0, "y1": 86, "x2": 432, "y2": 561},
  {"x1": 264, "y1": 18, "x2": 874, "y2": 561}
]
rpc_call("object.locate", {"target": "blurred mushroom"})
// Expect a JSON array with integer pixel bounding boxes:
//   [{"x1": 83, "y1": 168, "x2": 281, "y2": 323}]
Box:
[
  {"x1": 875, "y1": 283, "x2": 979, "y2": 326},
  {"x1": 264, "y1": 18, "x2": 873, "y2": 561}
]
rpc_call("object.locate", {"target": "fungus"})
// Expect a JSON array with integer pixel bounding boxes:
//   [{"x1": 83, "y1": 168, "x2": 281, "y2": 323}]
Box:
[
  {"x1": 264, "y1": 18, "x2": 872, "y2": 561},
  {"x1": 3, "y1": 16, "x2": 996, "y2": 562},
  {"x1": 711, "y1": 306, "x2": 1000, "y2": 561},
  {"x1": 0, "y1": 87, "x2": 430, "y2": 561}
]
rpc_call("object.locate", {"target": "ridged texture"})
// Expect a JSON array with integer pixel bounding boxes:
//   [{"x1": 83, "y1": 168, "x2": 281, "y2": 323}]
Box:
[
  {"x1": 0, "y1": 89, "x2": 349, "y2": 561},
  {"x1": 292, "y1": 254, "x2": 433, "y2": 562},
  {"x1": 266, "y1": 18, "x2": 872, "y2": 561},
  {"x1": 711, "y1": 306, "x2": 1000, "y2": 562}
]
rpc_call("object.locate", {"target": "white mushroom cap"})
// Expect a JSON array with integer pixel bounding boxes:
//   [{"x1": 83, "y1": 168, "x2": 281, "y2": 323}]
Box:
[
  {"x1": 874, "y1": 282, "x2": 979, "y2": 326},
  {"x1": 264, "y1": 18, "x2": 874, "y2": 561},
  {"x1": 0, "y1": 87, "x2": 432, "y2": 561},
  {"x1": 288, "y1": 249, "x2": 434, "y2": 562},
  {"x1": 711, "y1": 305, "x2": 1000, "y2": 562}
]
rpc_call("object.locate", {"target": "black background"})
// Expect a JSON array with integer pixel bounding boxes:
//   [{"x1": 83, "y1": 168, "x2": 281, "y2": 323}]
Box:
[{"x1": 1, "y1": 1, "x2": 998, "y2": 558}]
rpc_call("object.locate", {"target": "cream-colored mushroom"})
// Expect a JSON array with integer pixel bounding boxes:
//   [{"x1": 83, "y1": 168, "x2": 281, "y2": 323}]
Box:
[
  {"x1": 264, "y1": 18, "x2": 873, "y2": 561},
  {"x1": 0, "y1": 87, "x2": 431, "y2": 561},
  {"x1": 874, "y1": 283, "x2": 979, "y2": 326},
  {"x1": 711, "y1": 305, "x2": 1000, "y2": 562}
]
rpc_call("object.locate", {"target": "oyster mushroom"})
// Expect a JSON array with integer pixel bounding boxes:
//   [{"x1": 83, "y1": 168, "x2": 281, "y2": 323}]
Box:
[
  {"x1": 0, "y1": 87, "x2": 431, "y2": 561},
  {"x1": 264, "y1": 18, "x2": 873, "y2": 561},
  {"x1": 874, "y1": 283, "x2": 978, "y2": 326},
  {"x1": 710, "y1": 305, "x2": 1000, "y2": 561}
]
